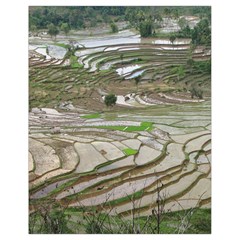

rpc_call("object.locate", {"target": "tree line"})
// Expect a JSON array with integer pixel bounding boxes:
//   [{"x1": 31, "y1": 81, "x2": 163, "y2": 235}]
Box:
[
  {"x1": 29, "y1": 6, "x2": 127, "y2": 30},
  {"x1": 29, "y1": 6, "x2": 211, "y2": 45},
  {"x1": 29, "y1": 6, "x2": 210, "y2": 30},
  {"x1": 175, "y1": 18, "x2": 211, "y2": 45}
]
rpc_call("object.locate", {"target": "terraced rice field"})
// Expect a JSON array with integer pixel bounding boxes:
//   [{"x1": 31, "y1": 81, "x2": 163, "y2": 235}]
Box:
[
  {"x1": 29, "y1": 102, "x2": 211, "y2": 215},
  {"x1": 29, "y1": 30, "x2": 210, "y2": 110},
  {"x1": 29, "y1": 28, "x2": 211, "y2": 218}
]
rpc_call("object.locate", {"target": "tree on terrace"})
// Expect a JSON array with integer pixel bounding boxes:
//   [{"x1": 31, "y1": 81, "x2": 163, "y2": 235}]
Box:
[
  {"x1": 177, "y1": 65, "x2": 185, "y2": 81},
  {"x1": 61, "y1": 23, "x2": 70, "y2": 36},
  {"x1": 169, "y1": 35, "x2": 176, "y2": 45},
  {"x1": 104, "y1": 94, "x2": 117, "y2": 107},
  {"x1": 110, "y1": 22, "x2": 118, "y2": 33},
  {"x1": 191, "y1": 19, "x2": 211, "y2": 45},
  {"x1": 178, "y1": 17, "x2": 188, "y2": 30},
  {"x1": 47, "y1": 23, "x2": 59, "y2": 40},
  {"x1": 139, "y1": 20, "x2": 153, "y2": 37}
]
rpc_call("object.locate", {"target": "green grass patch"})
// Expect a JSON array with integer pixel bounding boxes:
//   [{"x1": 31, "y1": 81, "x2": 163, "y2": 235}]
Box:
[
  {"x1": 193, "y1": 60, "x2": 211, "y2": 74},
  {"x1": 123, "y1": 148, "x2": 138, "y2": 156},
  {"x1": 153, "y1": 32, "x2": 174, "y2": 38},
  {"x1": 95, "y1": 125, "x2": 126, "y2": 131},
  {"x1": 141, "y1": 121, "x2": 153, "y2": 127},
  {"x1": 124, "y1": 126, "x2": 146, "y2": 131},
  {"x1": 93, "y1": 121, "x2": 153, "y2": 132},
  {"x1": 70, "y1": 55, "x2": 83, "y2": 68},
  {"x1": 99, "y1": 69, "x2": 112, "y2": 73},
  {"x1": 140, "y1": 121, "x2": 153, "y2": 131},
  {"x1": 71, "y1": 62, "x2": 83, "y2": 68},
  {"x1": 82, "y1": 113, "x2": 102, "y2": 119},
  {"x1": 54, "y1": 43, "x2": 71, "y2": 49},
  {"x1": 30, "y1": 206, "x2": 211, "y2": 234},
  {"x1": 106, "y1": 190, "x2": 144, "y2": 206}
]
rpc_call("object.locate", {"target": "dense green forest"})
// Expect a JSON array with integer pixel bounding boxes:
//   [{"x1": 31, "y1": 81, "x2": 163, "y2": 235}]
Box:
[{"x1": 29, "y1": 6, "x2": 211, "y2": 29}]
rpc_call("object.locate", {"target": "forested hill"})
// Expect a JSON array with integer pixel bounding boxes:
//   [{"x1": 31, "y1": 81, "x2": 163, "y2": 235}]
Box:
[{"x1": 29, "y1": 6, "x2": 211, "y2": 30}]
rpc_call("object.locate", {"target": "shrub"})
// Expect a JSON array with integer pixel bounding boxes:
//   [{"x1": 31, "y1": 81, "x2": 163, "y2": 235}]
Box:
[
  {"x1": 85, "y1": 221, "x2": 102, "y2": 234},
  {"x1": 104, "y1": 94, "x2": 117, "y2": 107},
  {"x1": 139, "y1": 20, "x2": 153, "y2": 37},
  {"x1": 190, "y1": 85, "x2": 203, "y2": 99},
  {"x1": 123, "y1": 148, "x2": 138, "y2": 156},
  {"x1": 169, "y1": 35, "x2": 176, "y2": 44},
  {"x1": 110, "y1": 23, "x2": 118, "y2": 33}
]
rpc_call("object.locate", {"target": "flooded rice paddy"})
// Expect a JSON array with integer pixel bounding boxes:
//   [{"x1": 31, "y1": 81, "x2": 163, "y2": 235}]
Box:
[{"x1": 29, "y1": 17, "x2": 211, "y2": 217}]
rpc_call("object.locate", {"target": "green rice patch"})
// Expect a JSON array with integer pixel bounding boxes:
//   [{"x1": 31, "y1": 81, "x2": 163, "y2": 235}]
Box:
[
  {"x1": 82, "y1": 113, "x2": 102, "y2": 119},
  {"x1": 93, "y1": 122, "x2": 153, "y2": 132},
  {"x1": 140, "y1": 121, "x2": 153, "y2": 131},
  {"x1": 54, "y1": 43, "x2": 71, "y2": 49},
  {"x1": 124, "y1": 126, "x2": 146, "y2": 131},
  {"x1": 106, "y1": 190, "x2": 144, "y2": 206},
  {"x1": 141, "y1": 121, "x2": 152, "y2": 127},
  {"x1": 71, "y1": 62, "x2": 83, "y2": 68},
  {"x1": 95, "y1": 126, "x2": 126, "y2": 131},
  {"x1": 70, "y1": 55, "x2": 83, "y2": 68},
  {"x1": 123, "y1": 148, "x2": 138, "y2": 156}
]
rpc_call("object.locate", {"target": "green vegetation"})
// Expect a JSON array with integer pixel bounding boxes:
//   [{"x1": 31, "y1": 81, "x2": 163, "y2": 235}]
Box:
[
  {"x1": 29, "y1": 6, "x2": 211, "y2": 46},
  {"x1": 189, "y1": 208, "x2": 211, "y2": 233},
  {"x1": 169, "y1": 35, "x2": 176, "y2": 44},
  {"x1": 193, "y1": 60, "x2": 211, "y2": 74},
  {"x1": 141, "y1": 121, "x2": 153, "y2": 130},
  {"x1": 29, "y1": 203, "x2": 72, "y2": 234},
  {"x1": 178, "y1": 17, "x2": 188, "y2": 30},
  {"x1": 70, "y1": 55, "x2": 82, "y2": 68},
  {"x1": 93, "y1": 122, "x2": 153, "y2": 132},
  {"x1": 110, "y1": 22, "x2": 118, "y2": 33},
  {"x1": 104, "y1": 94, "x2": 117, "y2": 107},
  {"x1": 139, "y1": 20, "x2": 153, "y2": 37},
  {"x1": 134, "y1": 75, "x2": 141, "y2": 86},
  {"x1": 191, "y1": 19, "x2": 211, "y2": 45},
  {"x1": 176, "y1": 19, "x2": 211, "y2": 46},
  {"x1": 123, "y1": 148, "x2": 138, "y2": 156},
  {"x1": 29, "y1": 6, "x2": 126, "y2": 30},
  {"x1": 190, "y1": 85, "x2": 203, "y2": 99},
  {"x1": 82, "y1": 113, "x2": 101, "y2": 119},
  {"x1": 106, "y1": 190, "x2": 144, "y2": 207},
  {"x1": 177, "y1": 25, "x2": 192, "y2": 38},
  {"x1": 54, "y1": 42, "x2": 71, "y2": 49},
  {"x1": 94, "y1": 126, "x2": 127, "y2": 131},
  {"x1": 125, "y1": 125, "x2": 149, "y2": 131},
  {"x1": 29, "y1": 205, "x2": 211, "y2": 234},
  {"x1": 29, "y1": 6, "x2": 210, "y2": 31},
  {"x1": 71, "y1": 62, "x2": 83, "y2": 68},
  {"x1": 47, "y1": 23, "x2": 59, "y2": 40},
  {"x1": 61, "y1": 22, "x2": 70, "y2": 36},
  {"x1": 170, "y1": 65, "x2": 185, "y2": 81}
]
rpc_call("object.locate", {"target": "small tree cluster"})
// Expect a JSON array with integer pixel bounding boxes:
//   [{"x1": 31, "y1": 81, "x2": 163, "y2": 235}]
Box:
[
  {"x1": 190, "y1": 85, "x2": 203, "y2": 99},
  {"x1": 177, "y1": 65, "x2": 185, "y2": 80},
  {"x1": 169, "y1": 35, "x2": 176, "y2": 45},
  {"x1": 134, "y1": 75, "x2": 141, "y2": 86},
  {"x1": 110, "y1": 22, "x2": 118, "y2": 33},
  {"x1": 178, "y1": 17, "x2": 188, "y2": 30},
  {"x1": 29, "y1": 202, "x2": 71, "y2": 234},
  {"x1": 104, "y1": 94, "x2": 117, "y2": 107},
  {"x1": 191, "y1": 19, "x2": 211, "y2": 46},
  {"x1": 61, "y1": 23, "x2": 70, "y2": 36},
  {"x1": 139, "y1": 20, "x2": 153, "y2": 37},
  {"x1": 170, "y1": 65, "x2": 185, "y2": 81},
  {"x1": 47, "y1": 23, "x2": 59, "y2": 40}
]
